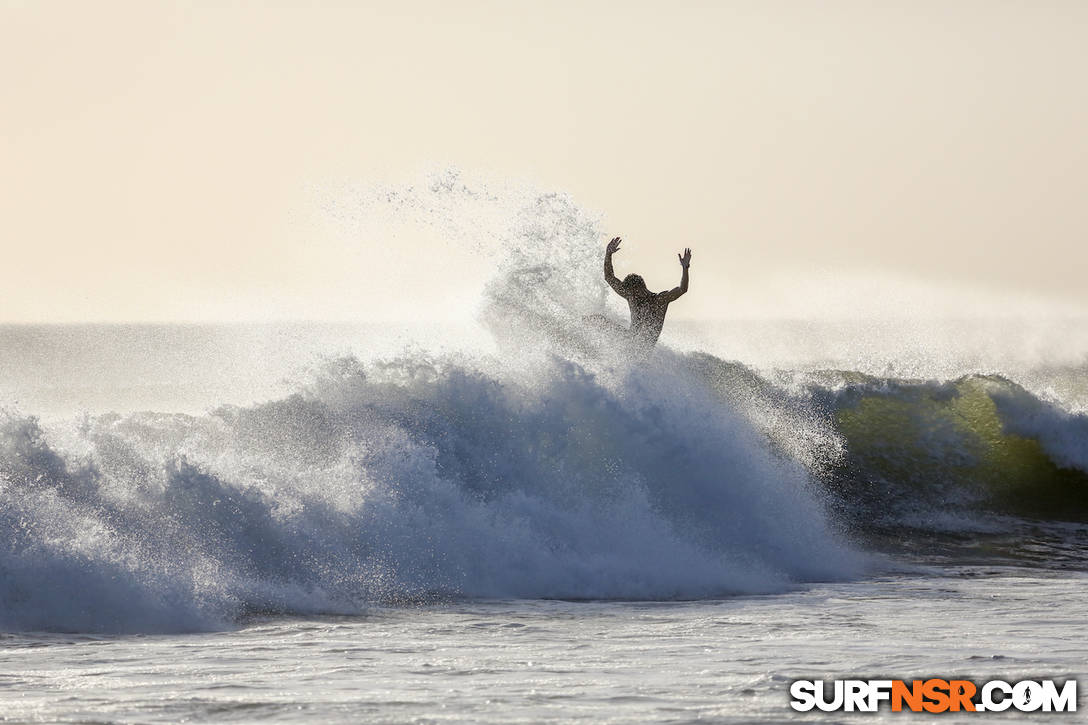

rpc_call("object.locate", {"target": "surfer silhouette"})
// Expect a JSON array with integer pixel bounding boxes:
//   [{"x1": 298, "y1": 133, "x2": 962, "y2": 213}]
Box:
[{"x1": 603, "y1": 236, "x2": 691, "y2": 349}]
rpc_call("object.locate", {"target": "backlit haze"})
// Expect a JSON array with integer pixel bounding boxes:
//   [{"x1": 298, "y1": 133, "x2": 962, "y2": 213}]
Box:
[{"x1": 3, "y1": 0, "x2": 1086, "y2": 324}]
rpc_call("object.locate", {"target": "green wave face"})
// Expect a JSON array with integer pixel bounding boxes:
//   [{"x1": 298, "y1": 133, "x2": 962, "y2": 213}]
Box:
[{"x1": 834, "y1": 376, "x2": 1088, "y2": 522}]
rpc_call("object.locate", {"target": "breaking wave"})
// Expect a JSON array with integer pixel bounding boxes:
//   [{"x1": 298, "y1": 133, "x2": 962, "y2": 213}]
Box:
[
  {"x1": 0, "y1": 350, "x2": 862, "y2": 633},
  {"x1": 814, "y1": 371, "x2": 1088, "y2": 523},
  {"x1": 3, "y1": 170, "x2": 1085, "y2": 633}
]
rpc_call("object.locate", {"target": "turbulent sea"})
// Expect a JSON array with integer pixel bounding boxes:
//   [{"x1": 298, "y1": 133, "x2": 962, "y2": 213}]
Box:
[{"x1": 2, "y1": 185, "x2": 1086, "y2": 722}]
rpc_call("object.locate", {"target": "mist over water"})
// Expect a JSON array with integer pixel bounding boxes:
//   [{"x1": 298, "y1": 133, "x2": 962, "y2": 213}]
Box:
[
  {"x1": 7, "y1": 0, "x2": 1088, "y2": 710},
  {"x1": 2, "y1": 172, "x2": 1087, "y2": 637}
]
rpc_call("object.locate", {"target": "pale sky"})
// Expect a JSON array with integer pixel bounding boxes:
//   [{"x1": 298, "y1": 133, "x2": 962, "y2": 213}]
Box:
[{"x1": 3, "y1": 0, "x2": 1086, "y2": 323}]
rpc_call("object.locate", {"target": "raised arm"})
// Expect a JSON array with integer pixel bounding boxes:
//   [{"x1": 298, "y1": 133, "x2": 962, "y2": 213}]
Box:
[
  {"x1": 661, "y1": 248, "x2": 691, "y2": 303},
  {"x1": 604, "y1": 237, "x2": 627, "y2": 298}
]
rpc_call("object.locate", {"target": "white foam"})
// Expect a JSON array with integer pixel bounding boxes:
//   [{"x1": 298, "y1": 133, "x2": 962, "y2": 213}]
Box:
[{"x1": 0, "y1": 347, "x2": 864, "y2": 633}]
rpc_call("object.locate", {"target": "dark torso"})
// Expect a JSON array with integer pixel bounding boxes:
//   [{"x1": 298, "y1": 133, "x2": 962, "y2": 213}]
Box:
[{"x1": 626, "y1": 294, "x2": 671, "y2": 346}]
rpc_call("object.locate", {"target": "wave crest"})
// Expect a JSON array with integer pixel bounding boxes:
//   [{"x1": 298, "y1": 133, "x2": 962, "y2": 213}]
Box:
[{"x1": 0, "y1": 353, "x2": 862, "y2": 633}]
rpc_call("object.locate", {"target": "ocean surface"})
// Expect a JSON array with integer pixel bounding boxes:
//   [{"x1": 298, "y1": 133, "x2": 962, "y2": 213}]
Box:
[
  {"x1": 2, "y1": 318, "x2": 1086, "y2": 724},
  {"x1": 2, "y1": 186, "x2": 1087, "y2": 722}
]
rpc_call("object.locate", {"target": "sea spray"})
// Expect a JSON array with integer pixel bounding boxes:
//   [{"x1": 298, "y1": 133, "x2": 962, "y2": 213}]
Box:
[
  {"x1": 0, "y1": 349, "x2": 863, "y2": 633},
  {"x1": 11, "y1": 172, "x2": 1087, "y2": 635}
]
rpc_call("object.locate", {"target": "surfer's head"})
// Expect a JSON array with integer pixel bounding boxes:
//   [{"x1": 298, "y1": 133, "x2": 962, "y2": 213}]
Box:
[{"x1": 622, "y1": 274, "x2": 649, "y2": 297}]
